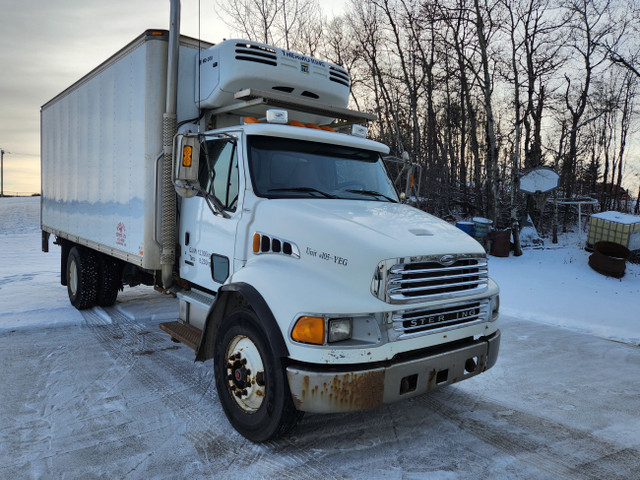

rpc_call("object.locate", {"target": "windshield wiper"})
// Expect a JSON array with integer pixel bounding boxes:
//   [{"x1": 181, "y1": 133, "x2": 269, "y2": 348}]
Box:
[
  {"x1": 269, "y1": 187, "x2": 337, "y2": 199},
  {"x1": 345, "y1": 189, "x2": 397, "y2": 203}
]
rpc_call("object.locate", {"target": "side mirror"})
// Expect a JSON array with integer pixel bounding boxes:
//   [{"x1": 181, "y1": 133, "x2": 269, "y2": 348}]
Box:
[{"x1": 173, "y1": 134, "x2": 201, "y2": 197}]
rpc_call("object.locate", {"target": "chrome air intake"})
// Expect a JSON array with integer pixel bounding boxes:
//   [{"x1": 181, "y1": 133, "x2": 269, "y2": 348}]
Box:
[{"x1": 372, "y1": 254, "x2": 488, "y2": 304}]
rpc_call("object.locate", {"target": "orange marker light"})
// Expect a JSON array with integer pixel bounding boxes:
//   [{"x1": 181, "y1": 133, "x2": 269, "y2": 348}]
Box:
[
  {"x1": 320, "y1": 125, "x2": 336, "y2": 132},
  {"x1": 243, "y1": 116, "x2": 260, "y2": 124},
  {"x1": 252, "y1": 233, "x2": 261, "y2": 253},
  {"x1": 182, "y1": 145, "x2": 193, "y2": 167},
  {"x1": 291, "y1": 316, "x2": 325, "y2": 345},
  {"x1": 288, "y1": 120, "x2": 305, "y2": 127}
]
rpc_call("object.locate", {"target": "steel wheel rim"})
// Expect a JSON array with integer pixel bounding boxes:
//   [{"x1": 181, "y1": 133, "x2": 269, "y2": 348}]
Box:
[
  {"x1": 225, "y1": 334, "x2": 266, "y2": 413},
  {"x1": 69, "y1": 259, "x2": 78, "y2": 296}
]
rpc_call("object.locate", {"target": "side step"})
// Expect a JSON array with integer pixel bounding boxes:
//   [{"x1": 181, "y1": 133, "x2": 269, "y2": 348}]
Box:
[{"x1": 159, "y1": 321, "x2": 203, "y2": 351}]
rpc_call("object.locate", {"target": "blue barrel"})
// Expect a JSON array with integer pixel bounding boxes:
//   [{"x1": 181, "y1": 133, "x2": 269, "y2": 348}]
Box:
[
  {"x1": 473, "y1": 217, "x2": 493, "y2": 239},
  {"x1": 456, "y1": 221, "x2": 475, "y2": 237}
]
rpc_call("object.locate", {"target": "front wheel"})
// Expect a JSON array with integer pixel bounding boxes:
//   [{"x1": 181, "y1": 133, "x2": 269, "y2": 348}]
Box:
[{"x1": 214, "y1": 307, "x2": 301, "y2": 442}]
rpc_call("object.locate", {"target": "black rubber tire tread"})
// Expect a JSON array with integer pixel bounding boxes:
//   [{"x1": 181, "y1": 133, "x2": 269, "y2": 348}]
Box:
[
  {"x1": 97, "y1": 254, "x2": 122, "y2": 307},
  {"x1": 67, "y1": 246, "x2": 99, "y2": 310},
  {"x1": 214, "y1": 307, "x2": 302, "y2": 442}
]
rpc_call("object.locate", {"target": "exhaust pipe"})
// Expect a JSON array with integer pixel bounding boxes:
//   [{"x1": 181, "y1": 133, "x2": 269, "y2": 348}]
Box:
[{"x1": 160, "y1": 0, "x2": 180, "y2": 289}]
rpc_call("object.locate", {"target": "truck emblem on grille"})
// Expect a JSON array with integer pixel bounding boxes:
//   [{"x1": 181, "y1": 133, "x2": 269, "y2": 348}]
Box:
[{"x1": 439, "y1": 254, "x2": 456, "y2": 266}]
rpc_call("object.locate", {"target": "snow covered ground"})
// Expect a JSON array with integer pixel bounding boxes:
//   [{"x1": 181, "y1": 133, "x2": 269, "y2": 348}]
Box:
[
  {"x1": 490, "y1": 233, "x2": 640, "y2": 346},
  {"x1": 2, "y1": 196, "x2": 640, "y2": 479}
]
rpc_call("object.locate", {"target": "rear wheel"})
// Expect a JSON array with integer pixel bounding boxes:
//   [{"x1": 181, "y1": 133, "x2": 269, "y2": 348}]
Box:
[
  {"x1": 97, "y1": 254, "x2": 121, "y2": 307},
  {"x1": 214, "y1": 307, "x2": 301, "y2": 442},
  {"x1": 66, "y1": 246, "x2": 98, "y2": 309}
]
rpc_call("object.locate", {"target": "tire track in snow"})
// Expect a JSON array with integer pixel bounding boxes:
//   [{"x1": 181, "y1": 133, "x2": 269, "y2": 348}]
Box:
[
  {"x1": 417, "y1": 387, "x2": 640, "y2": 480},
  {"x1": 80, "y1": 307, "x2": 339, "y2": 479}
]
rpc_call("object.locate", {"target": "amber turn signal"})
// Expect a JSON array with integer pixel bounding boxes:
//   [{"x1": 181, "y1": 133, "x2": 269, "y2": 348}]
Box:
[
  {"x1": 291, "y1": 316, "x2": 325, "y2": 345},
  {"x1": 182, "y1": 145, "x2": 193, "y2": 167},
  {"x1": 252, "y1": 233, "x2": 261, "y2": 253}
]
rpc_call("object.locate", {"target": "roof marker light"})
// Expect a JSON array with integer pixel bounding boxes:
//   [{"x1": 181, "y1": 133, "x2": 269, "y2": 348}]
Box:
[
  {"x1": 351, "y1": 124, "x2": 367, "y2": 138},
  {"x1": 266, "y1": 109, "x2": 288, "y2": 124}
]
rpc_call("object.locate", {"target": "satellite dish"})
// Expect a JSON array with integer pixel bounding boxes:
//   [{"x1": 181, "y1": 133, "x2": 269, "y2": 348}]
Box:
[{"x1": 519, "y1": 167, "x2": 560, "y2": 194}]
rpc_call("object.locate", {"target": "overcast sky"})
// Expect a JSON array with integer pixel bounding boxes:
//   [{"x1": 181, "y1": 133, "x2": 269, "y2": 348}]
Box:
[{"x1": 0, "y1": 0, "x2": 344, "y2": 194}]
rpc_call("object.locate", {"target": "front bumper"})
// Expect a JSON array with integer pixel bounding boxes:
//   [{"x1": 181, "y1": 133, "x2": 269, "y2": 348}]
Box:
[{"x1": 287, "y1": 330, "x2": 500, "y2": 413}]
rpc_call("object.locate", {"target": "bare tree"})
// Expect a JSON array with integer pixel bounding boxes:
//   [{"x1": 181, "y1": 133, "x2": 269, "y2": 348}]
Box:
[
  {"x1": 561, "y1": 0, "x2": 618, "y2": 228},
  {"x1": 215, "y1": 0, "x2": 322, "y2": 51},
  {"x1": 472, "y1": 0, "x2": 501, "y2": 223},
  {"x1": 216, "y1": 0, "x2": 282, "y2": 44}
]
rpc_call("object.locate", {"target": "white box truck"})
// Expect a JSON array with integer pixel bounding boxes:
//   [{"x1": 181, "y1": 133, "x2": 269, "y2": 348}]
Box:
[{"x1": 41, "y1": 4, "x2": 500, "y2": 442}]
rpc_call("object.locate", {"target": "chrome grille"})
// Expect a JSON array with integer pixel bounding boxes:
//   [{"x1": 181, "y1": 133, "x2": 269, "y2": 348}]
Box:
[
  {"x1": 389, "y1": 300, "x2": 489, "y2": 341},
  {"x1": 372, "y1": 254, "x2": 488, "y2": 304}
]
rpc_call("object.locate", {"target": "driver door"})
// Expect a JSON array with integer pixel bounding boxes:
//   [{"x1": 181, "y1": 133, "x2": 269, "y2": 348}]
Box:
[{"x1": 179, "y1": 137, "x2": 241, "y2": 292}]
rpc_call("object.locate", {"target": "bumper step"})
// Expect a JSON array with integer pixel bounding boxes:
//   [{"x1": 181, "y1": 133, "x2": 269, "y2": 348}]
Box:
[{"x1": 159, "y1": 321, "x2": 202, "y2": 351}]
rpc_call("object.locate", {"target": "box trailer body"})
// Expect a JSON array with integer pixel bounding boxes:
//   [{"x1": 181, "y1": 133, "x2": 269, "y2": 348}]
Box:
[
  {"x1": 41, "y1": 31, "x2": 205, "y2": 269},
  {"x1": 41, "y1": 26, "x2": 500, "y2": 442}
]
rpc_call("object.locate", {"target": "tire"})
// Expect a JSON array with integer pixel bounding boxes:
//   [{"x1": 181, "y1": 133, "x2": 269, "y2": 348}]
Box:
[
  {"x1": 66, "y1": 246, "x2": 98, "y2": 310},
  {"x1": 214, "y1": 307, "x2": 302, "y2": 442},
  {"x1": 97, "y1": 254, "x2": 121, "y2": 307}
]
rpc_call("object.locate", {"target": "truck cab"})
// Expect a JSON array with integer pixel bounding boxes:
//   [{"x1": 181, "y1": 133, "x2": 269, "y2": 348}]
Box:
[{"x1": 170, "y1": 115, "x2": 500, "y2": 441}]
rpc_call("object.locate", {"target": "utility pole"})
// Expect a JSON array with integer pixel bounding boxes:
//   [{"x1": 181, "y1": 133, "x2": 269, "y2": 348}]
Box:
[{"x1": 1, "y1": 149, "x2": 4, "y2": 197}]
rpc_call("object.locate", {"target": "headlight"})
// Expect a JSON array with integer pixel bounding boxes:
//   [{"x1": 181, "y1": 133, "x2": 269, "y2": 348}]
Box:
[
  {"x1": 328, "y1": 318, "x2": 353, "y2": 343},
  {"x1": 291, "y1": 316, "x2": 357, "y2": 345}
]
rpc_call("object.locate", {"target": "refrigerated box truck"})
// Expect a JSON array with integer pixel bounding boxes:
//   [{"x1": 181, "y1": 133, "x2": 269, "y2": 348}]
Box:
[{"x1": 41, "y1": 14, "x2": 500, "y2": 442}]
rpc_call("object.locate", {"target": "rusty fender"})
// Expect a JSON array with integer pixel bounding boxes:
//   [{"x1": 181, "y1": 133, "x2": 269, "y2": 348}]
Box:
[{"x1": 287, "y1": 330, "x2": 500, "y2": 413}]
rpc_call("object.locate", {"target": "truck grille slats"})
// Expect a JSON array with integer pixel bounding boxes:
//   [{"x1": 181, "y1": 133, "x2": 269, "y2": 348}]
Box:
[
  {"x1": 372, "y1": 255, "x2": 489, "y2": 304},
  {"x1": 391, "y1": 271, "x2": 488, "y2": 286},
  {"x1": 389, "y1": 300, "x2": 489, "y2": 341},
  {"x1": 388, "y1": 257, "x2": 487, "y2": 302},
  {"x1": 391, "y1": 261, "x2": 486, "y2": 276}
]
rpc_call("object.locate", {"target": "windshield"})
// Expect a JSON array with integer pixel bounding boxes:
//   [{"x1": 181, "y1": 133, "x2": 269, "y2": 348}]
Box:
[{"x1": 247, "y1": 135, "x2": 399, "y2": 202}]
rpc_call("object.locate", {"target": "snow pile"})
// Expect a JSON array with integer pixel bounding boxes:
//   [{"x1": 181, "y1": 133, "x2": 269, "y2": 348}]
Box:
[
  {"x1": 490, "y1": 233, "x2": 640, "y2": 345},
  {"x1": 1, "y1": 196, "x2": 639, "y2": 346}
]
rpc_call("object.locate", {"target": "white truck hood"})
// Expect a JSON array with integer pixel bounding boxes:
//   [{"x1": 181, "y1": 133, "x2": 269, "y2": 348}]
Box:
[{"x1": 251, "y1": 199, "x2": 485, "y2": 262}]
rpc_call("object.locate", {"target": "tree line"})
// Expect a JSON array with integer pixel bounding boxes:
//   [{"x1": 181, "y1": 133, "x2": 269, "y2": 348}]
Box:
[{"x1": 217, "y1": 0, "x2": 640, "y2": 239}]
